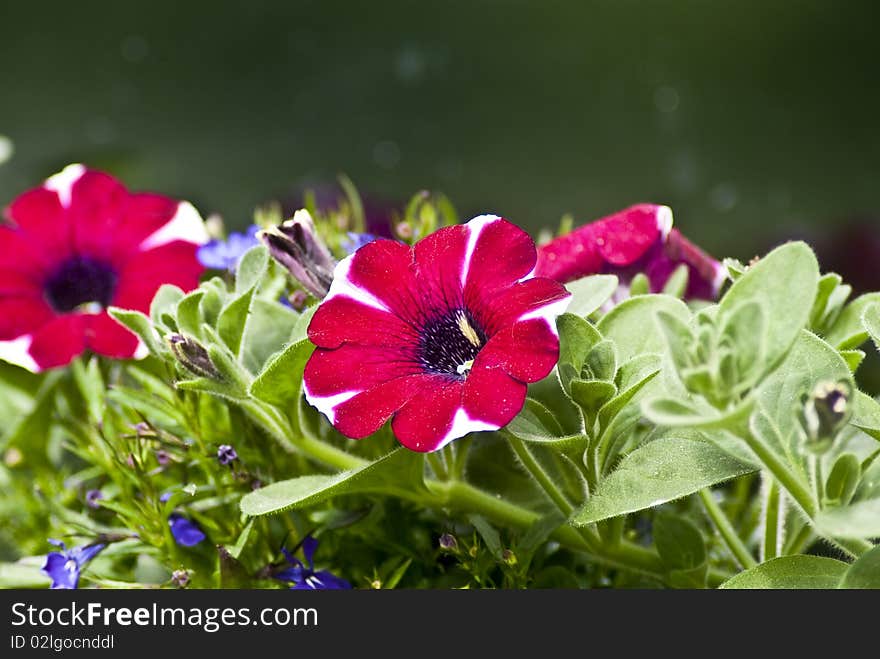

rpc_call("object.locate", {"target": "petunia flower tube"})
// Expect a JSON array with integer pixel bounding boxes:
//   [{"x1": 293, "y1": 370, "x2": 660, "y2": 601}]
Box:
[
  {"x1": 303, "y1": 215, "x2": 571, "y2": 452},
  {"x1": 534, "y1": 204, "x2": 725, "y2": 301},
  {"x1": 41, "y1": 539, "x2": 105, "y2": 589},
  {"x1": 0, "y1": 164, "x2": 208, "y2": 371}
]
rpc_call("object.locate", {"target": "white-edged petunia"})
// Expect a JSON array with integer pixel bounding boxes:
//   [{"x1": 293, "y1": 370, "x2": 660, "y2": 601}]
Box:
[
  {"x1": 303, "y1": 215, "x2": 571, "y2": 452},
  {"x1": 0, "y1": 164, "x2": 208, "y2": 371}
]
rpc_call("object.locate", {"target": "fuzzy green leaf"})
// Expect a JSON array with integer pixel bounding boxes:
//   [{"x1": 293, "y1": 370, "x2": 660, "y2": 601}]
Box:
[
  {"x1": 720, "y1": 556, "x2": 849, "y2": 589},
  {"x1": 838, "y1": 544, "x2": 880, "y2": 589},
  {"x1": 240, "y1": 449, "x2": 427, "y2": 516},
  {"x1": 235, "y1": 245, "x2": 269, "y2": 294},
  {"x1": 108, "y1": 308, "x2": 166, "y2": 356},
  {"x1": 217, "y1": 287, "x2": 256, "y2": 356},
  {"x1": 571, "y1": 436, "x2": 755, "y2": 525},
  {"x1": 824, "y1": 453, "x2": 861, "y2": 506},
  {"x1": 814, "y1": 498, "x2": 880, "y2": 539},
  {"x1": 175, "y1": 290, "x2": 206, "y2": 339},
  {"x1": 249, "y1": 339, "x2": 314, "y2": 407},
  {"x1": 718, "y1": 241, "x2": 818, "y2": 370},
  {"x1": 150, "y1": 284, "x2": 184, "y2": 327},
  {"x1": 598, "y1": 295, "x2": 690, "y2": 363},
  {"x1": 564, "y1": 274, "x2": 618, "y2": 318}
]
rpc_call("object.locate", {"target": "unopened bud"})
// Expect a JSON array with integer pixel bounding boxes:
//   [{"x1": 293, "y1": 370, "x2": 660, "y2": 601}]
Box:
[
  {"x1": 171, "y1": 569, "x2": 190, "y2": 588},
  {"x1": 217, "y1": 444, "x2": 238, "y2": 466},
  {"x1": 801, "y1": 379, "x2": 852, "y2": 453},
  {"x1": 167, "y1": 334, "x2": 221, "y2": 379},
  {"x1": 259, "y1": 209, "x2": 336, "y2": 299},
  {"x1": 502, "y1": 549, "x2": 517, "y2": 566},
  {"x1": 439, "y1": 533, "x2": 458, "y2": 552}
]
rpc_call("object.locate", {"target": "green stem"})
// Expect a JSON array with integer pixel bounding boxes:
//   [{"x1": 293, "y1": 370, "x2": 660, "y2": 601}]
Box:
[
  {"x1": 507, "y1": 435, "x2": 574, "y2": 516},
  {"x1": 762, "y1": 478, "x2": 782, "y2": 561},
  {"x1": 698, "y1": 488, "x2": 756, "y2": 569},
  {"x1": 783, "y1": 521, "x2": 814, "y2": 555},
  {"x1": 426, "y1": 453, "x2": 448, "y2": 481},
  {"x1": 743, "y1": 430, "x2": 816, "y2": 518}
]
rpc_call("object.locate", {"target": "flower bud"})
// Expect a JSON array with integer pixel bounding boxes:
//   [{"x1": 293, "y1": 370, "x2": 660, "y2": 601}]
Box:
[
  {"x1": 171, "y1": 569, "x2": 190, "y2": 588},
  {"x1": 438, "y1": 533, "x2": 458, "y2": 552},
  {"x1": 259, "y1": 209, "x2": 336, "y2": 299},
  {"x1": 502, "y1": 549, "x2": 517, "y2": 566},
  {"x1": 167, "y1": 334, "x2": 221, "y2": 380},
  {"x1": 801, "y1": 379, "x2": 852, "y2": 453}
]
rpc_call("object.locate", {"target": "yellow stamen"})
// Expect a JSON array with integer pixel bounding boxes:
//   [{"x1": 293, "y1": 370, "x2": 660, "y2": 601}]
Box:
[{"x1": 457, "y1": 313, "x2": 482, "y2": 348}]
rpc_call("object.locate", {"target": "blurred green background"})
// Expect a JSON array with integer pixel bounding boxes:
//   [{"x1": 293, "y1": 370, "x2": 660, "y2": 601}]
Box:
[{"x1": 1, "y1": 0, "x2": 878, "y2": 263}]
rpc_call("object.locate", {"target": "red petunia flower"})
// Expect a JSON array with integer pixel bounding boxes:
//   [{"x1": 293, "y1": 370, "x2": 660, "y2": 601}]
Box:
[
  {"x1": 0, "y1": 164, "x2": 208, "y2": 372},
  {"x1": 304, "y1": 215, "x2": 571, "y2": 452},
  {"x1": 535, "y1": 204, "x2": 725, "y2": 301}
]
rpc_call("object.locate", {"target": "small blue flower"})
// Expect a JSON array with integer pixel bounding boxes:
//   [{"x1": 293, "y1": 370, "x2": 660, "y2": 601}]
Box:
[
  {"x1": 339, "y1": 232, "x2": 379, "y2": 255},
  {"x1": 169, "y1": 514, "x2": 206, "y2": 547},
  {"x1": 85, "y1": 489, "x2": 103, "y2": 509},
  {"x1": 275, "y1": 536, "x2": 351, "y2": 590},
  {"x1": 217, "y1": 444, "x2": 238, "y2": 466},
  {"x1": 197, "y1": 225, "x2": 260, "y2": 271},
  {"x1": 41, "y1": 539, "x2": 105, "y2": 590}
]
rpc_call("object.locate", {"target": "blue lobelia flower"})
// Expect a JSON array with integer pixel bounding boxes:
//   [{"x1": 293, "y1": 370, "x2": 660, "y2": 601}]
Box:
[
  {"x1": 275, "y1": 536, "x2": 351, "y2": 590},
  {"x1": 169, "y1": 514, "x2": 206, "y2": 547},
  {"x1": 197, "y1": 225, "x2": 260, "y2": 271},
  {"x1": 339, "y1": 232, "x2": 379, "y2": 255},
  {"x1": 41, "y1": 539, "x2": 106, "y2": 589}
]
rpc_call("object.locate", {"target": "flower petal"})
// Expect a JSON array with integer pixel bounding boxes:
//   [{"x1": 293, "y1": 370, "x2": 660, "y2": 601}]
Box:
[
  {"x1": 85, "y1": 312, "x2": 140, "y2": 359},
  {"x1": 0, "y1": 226, "x2": 54, "y2": 278},
  {"x1": 113, "y1": 242, "x2": 204, "y2": 311},
  {"x1": 0, "y1": 296, "x2": 54, "y2": 340},
  {"x1": 463, "y1": 216, "x2": 536, "y2": 295},
  {"x1": 327, "y1": 374, "x2": 436, "y2": 439},
  {"x1": 0, "y1": 335, "x2": 40, "y2": 372},
  {"x1": 477, "y1": 276, "x2": 571, "y2": 335},
  {"x1": 475, "y1": 318, "x2": 560, "y2": 383},
  {"x1": 336, "y1": 239, "x2": 423, "y2": 322},
  {"x1": 534, "y1": 204, "x2": 671, "y2": 283},
  {"x1": 463, "y1": 362, "x2": 528, "y2": 427},
  {"x1": 304, "y1": 344, "x2": 421, "y2": 398},
  {"x1": 413, "y1": 224, "x2": 468, "y2": 313},
  {"x1": 308, "y1": 296, "x2": 418, "y2": 349},
  {"x1": 139, "y1": 201, "x2": 209, "y2": 251},
  {"x1": 42, "y1": 552, "x2": 78, "y2": 590},
  {"x1": 391, "y1": 378, "x2": 466, "y2": 452},
  {"x1": 4, "y1": 186, "x2": 72, "y2": 264},
  {"x1": 28, "y1": 314, "x2": 88, "y2": 370}
]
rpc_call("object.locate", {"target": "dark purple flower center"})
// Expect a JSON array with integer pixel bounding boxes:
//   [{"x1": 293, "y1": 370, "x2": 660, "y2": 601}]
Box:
[
  {"x1": 418, "y1": 308, "x2": 487, "y2": 378},
  {"x1": 44, "y1": 256, "x2": 117, "y2": 313}
]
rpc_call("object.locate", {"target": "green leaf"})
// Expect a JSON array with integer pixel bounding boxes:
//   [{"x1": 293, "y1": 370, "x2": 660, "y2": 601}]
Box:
[
  {"x1": 570, "y1": 379, "x2": 616, "y2": 421},
  {"x1": 720, "y1": 556, "x2": 849, "y2": 589},
  {"x1": 585, "y1": 340, "x2": 616, "y2": 381},
  {"x1": 572, "y1": 436, "x2": 755, "y2": 525},
  {"x1": 851, "y1": 391, "x2": 880, "y2": 442},
  {"x1": 0, "y1": 561, "x2": 51, "y2": 588},
  {"x1": 598, "y1": 295, "x2": 691, "y2": 363},
  {"x1": 824, "y1": 453, "x2": 861, "y2": 506},
  {"x1": 654, "y1": 512, "x2": 707, "y2": 570},
  {"x1": 661, "y1": 264, "x2": 689, "y2": 299},
  {"x1": 505, "y1": 399, "x2": 586, "y2": 453},
  {"x1": 655, "y1": 309, "x2": 693, "y2": 376},
  {"x1": 240, "y1": 449, "x2": 426, "y2": 516},
  {"x1": 838, "y1": 544, "x2": 880, "y2": 589},
  {"x1": 564, "y1": 274, "x2": 618, "y2": 318},
  {"x1": 556, "y1": 313, "x2": 602, "y2": 392},
  {"x1": 249, "y1": 339, "x2": 314, "y2": 407},
  {"x1": 176, "y1": 290, "x2": 206, "y2": 339},
  {"x1": 825, "y1": 292, "x2": 880, "y2": 349},
  {"x1": 240, "y1": 298, "x2": 300, "y2": 373},
  {"x1": 840, "y1": 349, "x2": 865, "y2": 373},
  {"x1": 228, "y1": 519, "x2": 254, "y2": 560},
  {"x1": 862, "y1": 302, "x2": 880, "y2": 352},
  {"x1": 814, "y1": 498, "x2": 880, "y2": 539},
  {"x1": 217, "y1": 287, "x2": 256, "y2": 356},
  {"x1": 108, "y1": 308, "x2": 165, "y2": 356},
  {"x1": 642, "y1": 397, "x2": 752, "y2": 430},
  {"x1": 469, "y1": 515, "x2": 504, "y2": 560},
  {"x1": 235, "y1": 245, "x2": 269, "y2": 294},
  {"x1": 598, "y1": 361, "x2": 660, "y2": 429},
  {"x1": 810, "y1": 273, "x2": 843, "y2": 330},
  {"x1": 629, "y1": 273, "x2": 650, "y2": 296},
  {"x1": 718, "y1": 241, "x2": 819, "y2": 370},
  {"x1": 150, "y1": 284, "x2": 184, "y2": 327}
]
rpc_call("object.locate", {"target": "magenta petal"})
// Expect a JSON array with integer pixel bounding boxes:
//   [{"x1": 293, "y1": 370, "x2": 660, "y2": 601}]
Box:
[
  {"x1": 391, "y1": 378, "x2": 465, "y2": 452},
  {"x1": 464, "y1": 217, "x2": 536, "y2": 297},
  {"x1": 463, "y1": 363, "x2": 527, "y2": 427},
  {"x1": 308, "y1": 296, "x2": 418, "y2": 349},
  {"x1": 413, "y1": 224, "x2": 468, "y2": 311},
  {"x1": 346, "y1": 239, "x2": 423, "y2": 323},
  {"x1": 5, "y1": 187, "x2": 72, "y2": 264},
  {"x1": 113, "y1": 242, "x2": 204, "y2": 312},
  {"x1": 476, "y1": 319, "x2": 560, "y2": 383},
  {"x1": 332, "y1": 374, "x2": 436, "y2": 439},
  {"x1": 0, "y1": 296, "x2": 54, "y2": 340},
  {"x1": 86, "y1": 312, "x2": 140, "y2": 359},
  {"x1": 28, "y1": 314, "x2": 88, "y2": 370},
  {"x1": 478, "y1": 277, "x2": 571, "y2": 336},
  {"x1": 304, "y1": 344, "x2": 421, "y2": 397}
]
